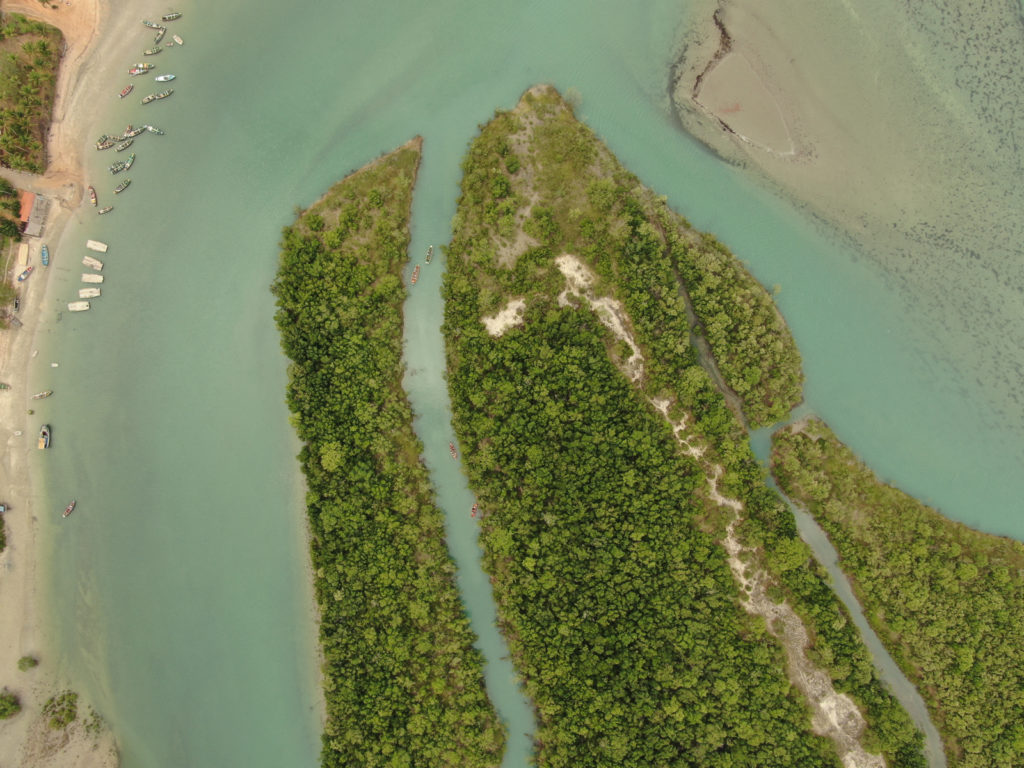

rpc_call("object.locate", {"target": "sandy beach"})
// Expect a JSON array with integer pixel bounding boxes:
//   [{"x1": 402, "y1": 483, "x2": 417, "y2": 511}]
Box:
[{"x1": 0, "y1": 0, "x2": 129, "y2": 763}]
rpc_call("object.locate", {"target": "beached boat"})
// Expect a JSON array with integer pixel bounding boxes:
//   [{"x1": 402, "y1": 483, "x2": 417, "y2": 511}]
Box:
[
  {"x1": 425, "y1": 245, "x2": 433, "y2": 264},
  {"x1": 172, "y1": 34, "x2": 184, "y2": 45},
  {"x1": 124, "y1": 153, "x2": 136, "y2": 171},
  {"x1": 31, "y1": 390, "x2": 53, "y2": 400},
  {"x1": 119, "y1": 84, "x2": 133, "y2": 99},
  {"x1": 79, "y1": 287, "x2": 101, "y2": 299},
  {"x1": 154, "y1": 27, "x2": 166, "y2": 44},
  {"x1": 67, "y1": 301, "x2": 90, "y2": 312},
  {"x1": 410, "y1": 265, "x2": 420, "y2": 285},
  {"x1": 88, "y1": 186, "x2": 97, "y2": 206},
  {"x1": 0, "y1": 383, "x2": 9, "y2": 390},
  {"x1": 17, "y1": 267, "x2": 33, "y2": 282},
  {"x1": 63, "y1": 500, "x2": 76, "y2": 518},
  {"x1": 38, "y1": 425, "x2": 50, "y2": 450},
  {"x1": 41, "y1": 244, "x2": 49, "y2": 266},
  {"x1": 161, "y1": 11, "x2": 182, "y2": 21},
  {"x1": 98, "y1": 206, "x2": 114, "y2": 215},
  {"x1": 145, "y1": 125, "x2": 165, "y2": 135},
  {"x1": 143, "y1": 47, "x2": 162, "y2": 56},
  {"x1": 86, "y1": 240, "x2": 108, "y2": 253},
  {"x1": 81, "y1": 273, "x2": 104, "y2": 284},
  {"x1": 155, "y1": 74, "x2": 175, "y2": 82},
  {"x1": 449, "y1": 442, "x2": 458, "y2": 459},
  {"x1": 113, "y1": 178, "x2": 131, "y2": 194},
  {"x1": 82, "y1": 256, "x2": 104, "y2": 270},
  {"x1": 141, "y1": 19, "x2": 162, "y2": 28},
  {"x1": 115, "y1": 139, "x2": 134, "y2": 151}
]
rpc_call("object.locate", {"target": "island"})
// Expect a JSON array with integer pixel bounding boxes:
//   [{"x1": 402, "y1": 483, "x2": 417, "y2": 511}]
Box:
[{"x1": 272, "y1": 139, "x2": 505, "y2": 768}]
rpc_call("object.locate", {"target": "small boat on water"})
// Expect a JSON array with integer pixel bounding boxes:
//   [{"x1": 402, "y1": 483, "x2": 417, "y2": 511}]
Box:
[
  {"x1": 471, "y1": 503, "x2": 478, "y2": 518},
  {"x1": 141, "y1": 19, "x2": 162, "y2": 28},
  {"x1": 79, "y1": 287, "x2": 101, "y2": 299},
  {"x1": 41, "y1": 244, "x2": 49, "y2": 266},
  {"x1": 109, "y1": 161, "x2": 126, "y2": 174},
  {"x1": 162, "y1": 11, "x2": 182, "y2": 21},
  {"x1": 131, "y1": 61, "x2": 156, "y2": 70},
  {"x1": 67, "y1": 301, "x2": 90, "y2": 312},
  {"x1": 38, "y1": 425, "x2": 50, "y2": 450},
  {"x1": 141, "y1": 89, "x2": 173, "y2": 105},
  {"x1": 449, "y1": 442, "x2": 458, "y2": 460},
  {"x1": 410, "y1": 265, "x2": 420, "y2": 285},
  {"x1": 86, "y1": 240, "x2": 108, "y2": 253},
  {"x1": 154, "y1": 27, "x2": 166, "y2": 44},
  {"x1": 123, "y1": 125, "x2": 145, "y2": 138},
  {"x1": 81, "y1": 273, "x2": 104, "y2": 284},
  {"x1": 143, "y1": 47, "x2": 162, "y2": 56},
  {"x1": 88, "y1": 186, "x2": 97, "y2": 205},
  {"x1": 124, "y1": 152, "x2": 136, "y2": 170},
  {"x1": 115, "y1": 139, "x2": 134, "y2": 151},
  {"x1": 172, "y1": 34, "x2": 184, "y2": 45},
  {"x1": 82, "y1": 255, "x2": 104, "y2": 270},
  {"x1": 63, "y1": 500, "x2": 76, "y2": 518},
  {"x1": 113, "y1": 178, "x2": 131, "y2": 194},
  {"x1": 155, "y1": 74, "x2": 175, "y2": 82},
  {"x1": 17, "y1": 267, "x2": 33, "y2": 282},
  {"x1": 425, "y1": 245, "x2": 433, "y2": 263},
  {"x1": 32, "y1": 390, "x2": 53, "y2": 400},
  {"x1": 145, "y1": 125, "x2": 165, "y2": 135},
  {"x1": 119, "y1": 84, "x2": 133, "y2": 98},
  {"x1": 96, "y1": 138, "x2": 116, "y2": 150},
  {"x1": 98, "y1": 206, "x2": 114, "y2": 215}
]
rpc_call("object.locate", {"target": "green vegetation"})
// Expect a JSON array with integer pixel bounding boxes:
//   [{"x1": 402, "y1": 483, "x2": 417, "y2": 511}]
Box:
[
  {"x1": 773, "y1": 419, "x2": 1024, "y2": 768},
  {"x1": 0, "y1": 688, "x2": 20, "y2": 718},
  {"x1": 0, "y1": 14, "x2": 62, "y2": 172},
  {"x1": 42, "y1": 690, "x2": 77, "y2": 729},
  {"x1": 273, "y1": 139, "x2": 504, "y2": 768},
  {"x1": 17, "y1": 655, "x2": 38, "y2": 671},
  {"x1": 443, "y1": 85, "x2": 922, "y2": 767}
]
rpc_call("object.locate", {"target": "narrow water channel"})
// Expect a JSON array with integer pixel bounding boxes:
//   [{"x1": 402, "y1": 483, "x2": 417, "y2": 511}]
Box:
[
  {"x1": 400, "y1": 144, "x2": 537, "y2": 766},
  {"x1": 750, "y1": 427, "x2": 947, "y2": 768}
]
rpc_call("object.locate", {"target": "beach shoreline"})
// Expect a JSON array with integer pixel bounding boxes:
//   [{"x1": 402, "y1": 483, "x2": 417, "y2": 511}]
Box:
[{"x1": 0, "y1": 0, "x2": 121, "y2": 764}]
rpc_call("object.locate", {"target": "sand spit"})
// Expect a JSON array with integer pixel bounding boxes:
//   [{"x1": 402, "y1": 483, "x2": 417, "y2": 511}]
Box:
[
  {"x1": 553, "y1": 262, "x2": 884, "y2": 766},
  {"x1": 0, "y1": 1, "x2": 122, "y2": 765}
]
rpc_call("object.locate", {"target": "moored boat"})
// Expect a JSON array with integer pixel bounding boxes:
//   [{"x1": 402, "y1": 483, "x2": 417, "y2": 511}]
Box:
[
  {"x1": 143, "y1": 46, "x2": 162, "y2": 55},
  {"x1": 17, "y1": 267, "x2": 33, "y2": 282},
  {"x1": 123, "y1": 125, "x2": 145, "y2": 138},
  {"x1": 86, "y1": 240, "x2": 108, "y2": 253},
  {"x1": 425, "y1": 245, "x2": 433, "y2": 263},
  {"x1": 38, "y1": 425, "x2": 50, "y2": 450},
  {"x1": 410, "y1": 265, "x2": 420, "y2": 285},
  {"x1": 449, "y1": 442, "x2": 458, "y2": 459},
  {"x1": 67, "y1": 301, "x2": 90, "y2": 312},
  {"x1": 88, "y1": 186, "x2": 97, "y2": 204},
  {"x1": 124, "y1": 152, "x2": 136, "y2": 170},
  {"x1": 145, "y1": 125, "x2": 165, "y2": 135},
  {"x1": 31, "y1": 390, "x2": 53, "y2": 400},
  {"x1": 129, "y1": 62, "x2": 156, "y2": 74},
  {"x1": 141, "y1": 89, "x2": 173, "y2": 105},
  {"x1": 63, "y1": 500, "x2": 76, "y2": 518},
  {"x1": 141, "y1": 19, "x2": 162, "y2": 28},
  {"x1": 154, "y1": 27, "x2": 166, "y2": 44},
  {"x1": 98, "y1": 206, "x2": 114, "y2": 215},
  {"x1": 79, "y1": 287, "x2": 101, "y2": 299},
  {"x1": 172, "y1": 34, "x2": 184, "y2": 45},
  {"x1": 471, "y1": 503, "x2": 478, "y2": 517},
  {"x1": 81, "y1": 273, "x2": 104, "y2": 283},
  {"x1": 113, "y1": 178, "x2": 131, "y2": 194},
  {"x1": 115, "y1": 139, "x2": 134, "y2": 151},
  {"x1": 161, "y1": 11, "x2": 182, "y2": 21},
  {"x1": 155, "y1": 74, "x2": 175, "y2": 82},
  {"x1": 96, "y1": 138, "x2": 116, "y2": 150},
  {"x1": 119, "y1": 84, "x2": 133, "y2": 98},
  {"x1": 41, "y1": 244, "x2": 49, "y2": 266},
  {"x1": 109, "y1": 161, "x2": 126, "y2": 174},
  {"x1": 82, "y1": 255, "x2": 104, "y2": 270}
]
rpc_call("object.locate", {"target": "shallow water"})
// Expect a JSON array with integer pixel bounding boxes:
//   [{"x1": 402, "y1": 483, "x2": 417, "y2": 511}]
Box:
[{"x1": 31, "y1": 0, "x2": 1023, "y2": 765}]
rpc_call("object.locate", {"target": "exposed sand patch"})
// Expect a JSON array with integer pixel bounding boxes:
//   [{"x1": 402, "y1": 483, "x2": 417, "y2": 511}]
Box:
[
  {"x1": 555, "y1": 254, "x2": 644, "y2": 381},
  {"x1": 482, "y1": 298, "x2": 526, "y2": 337}
]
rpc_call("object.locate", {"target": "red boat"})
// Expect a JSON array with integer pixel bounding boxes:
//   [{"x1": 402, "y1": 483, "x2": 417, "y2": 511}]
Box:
[
  {"x1": 410, "y1": 265, "x2": 420, "y2": 285},
  {"x1": 62, "y1": 500, "x2": 76, "y2": 518},
  {"x1": 471, "y1": 503, "x2": 478, "y2": 518},
  {"x1": 119, "y1": 84, "x2": 133, "y2": 99},
  {"x1": 449, "y1": 442, "x2": 458, "y2": 460},
  {"x1": 88, "y1": 186, "x2": 97, "y2": 206},
  {"x1": 17, "y1": 267, "x2": 33, "y2": 282}
]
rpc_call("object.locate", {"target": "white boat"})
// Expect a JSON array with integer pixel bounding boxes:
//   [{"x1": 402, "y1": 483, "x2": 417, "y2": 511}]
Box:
[
  {"x1": 81, "y1": 274, "x2": 104, "y2": 284},
  {"x1": 67, "y1": 302, "x2": 91, "y2": 312},
  {"x1": 79, "y1": 287, "x2": 102, "y2": 299},
  {"x1": 172, "y1": 34, "x2": 183, "y2": 45},
  {"x1": 86, "y1": 240, "x2": 109, "y2": 253},
  {"x1": 82, "y1": 256, "x2": 104, "y2": 271},
  {"x1": 155, "y1": 74, "x2": 175, "y2": 82}
]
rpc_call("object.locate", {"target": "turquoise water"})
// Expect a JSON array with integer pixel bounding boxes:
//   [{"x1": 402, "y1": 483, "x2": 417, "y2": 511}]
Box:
[{"x1": 32, "y1": 0, "x2": 1023, "y2": 765}]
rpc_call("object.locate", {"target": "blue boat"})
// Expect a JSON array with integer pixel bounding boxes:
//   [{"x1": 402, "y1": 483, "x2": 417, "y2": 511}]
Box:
[{"x1": 41, "y1": 244, "x2": 49, "y2": 266}]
